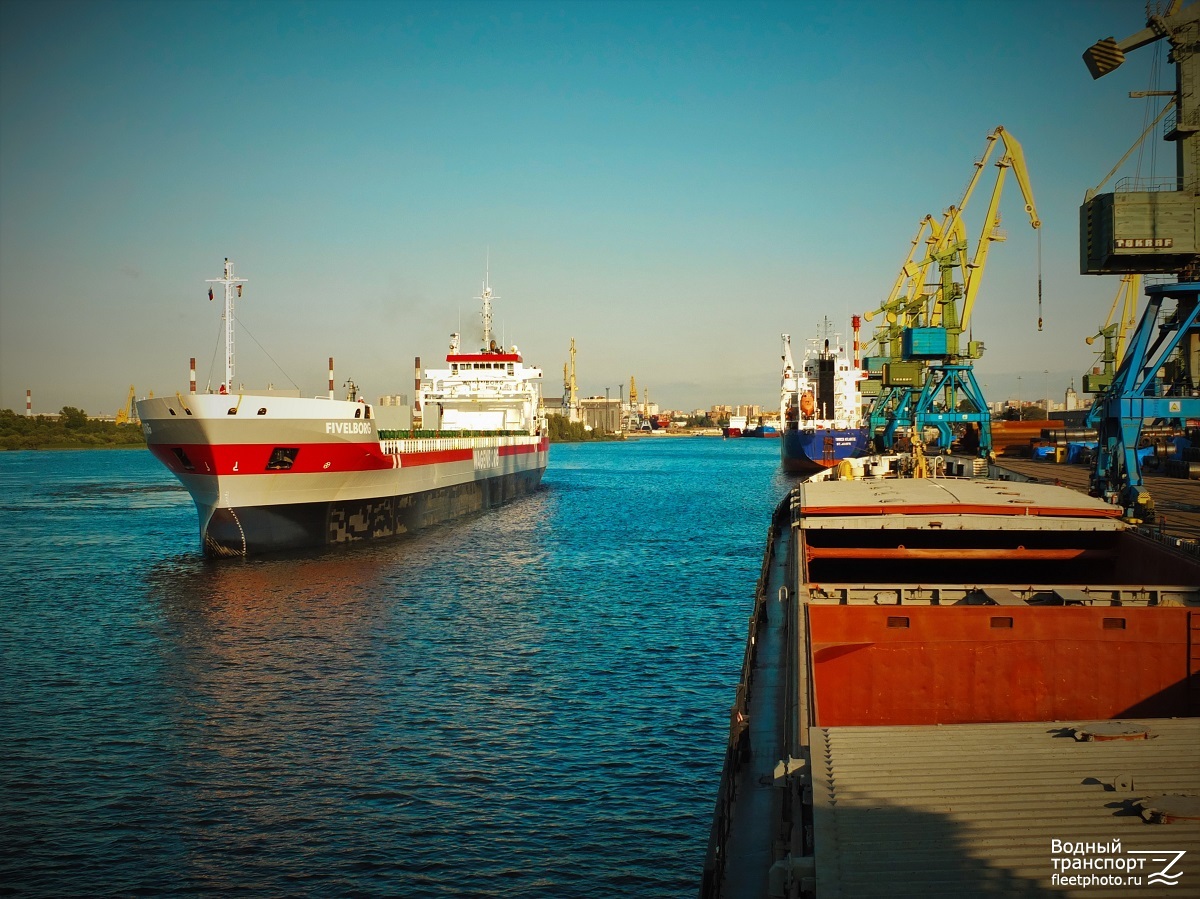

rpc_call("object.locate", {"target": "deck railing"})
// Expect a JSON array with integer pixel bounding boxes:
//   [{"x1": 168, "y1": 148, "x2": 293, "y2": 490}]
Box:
[
  {"x1": 1133, "y1": 523, "x2": 1200, "y2": 560},
  {"x1": 378, "y1": 433, "x2": 541, "y2": 456},
  {"x1": 699, "y1": 492, "x2": 792, "y2": 898}
]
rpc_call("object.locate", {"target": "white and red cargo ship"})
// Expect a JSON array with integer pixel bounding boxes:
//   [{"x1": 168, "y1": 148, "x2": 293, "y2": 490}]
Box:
[{"x1": 137, "y1": 259, "x2": 548, "y2": 558}]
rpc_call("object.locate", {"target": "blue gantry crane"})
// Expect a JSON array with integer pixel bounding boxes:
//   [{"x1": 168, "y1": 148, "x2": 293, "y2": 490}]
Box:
[{"x1": 1082, "y1": 1, "x2": 1200, "y2": 520}]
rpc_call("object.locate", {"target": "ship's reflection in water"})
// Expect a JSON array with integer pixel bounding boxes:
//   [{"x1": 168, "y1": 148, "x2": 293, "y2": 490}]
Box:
[{"x1": 140, "y1": 492, "x2": 560, "y2": 892}]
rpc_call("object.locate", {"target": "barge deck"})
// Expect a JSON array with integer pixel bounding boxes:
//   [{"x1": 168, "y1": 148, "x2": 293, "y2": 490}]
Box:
[
  {"x1": 996, "y1": 458, "x2": 1200, "y2": 544},
  {"x1": 702, "y1": 458, "x2": 1200, "y2": 898}
]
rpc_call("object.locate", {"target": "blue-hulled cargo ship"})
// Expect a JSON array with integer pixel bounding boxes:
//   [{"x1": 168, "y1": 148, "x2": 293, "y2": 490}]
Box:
[{"x1": 779, "y1": 322, "x2": 869, "y2": 473}]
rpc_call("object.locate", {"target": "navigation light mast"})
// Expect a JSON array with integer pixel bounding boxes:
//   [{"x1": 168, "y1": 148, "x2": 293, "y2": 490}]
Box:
[{"x1": 206, "y1": 258, "x2": 247, "y2": 392}]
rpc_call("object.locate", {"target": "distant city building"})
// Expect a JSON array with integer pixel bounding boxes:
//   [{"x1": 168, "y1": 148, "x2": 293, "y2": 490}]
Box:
[
  {"x1": 580, "y1": 396, "x2": 622, "y2": 433},
  {"x1": 1065, "y1": 383, "x2": 1079, "y2": 411}
]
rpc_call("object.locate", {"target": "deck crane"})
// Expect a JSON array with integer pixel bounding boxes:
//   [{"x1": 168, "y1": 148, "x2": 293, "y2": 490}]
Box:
[
  {"x1": 865, "y1": 126, "x2": 1041, "y2": 454},
  {"x1": 1082, "y1": 274, "x2": 1140, "y2": 393},
  {"x1": 1082, "y1": 0, "x2": 1200, "y2": 520}
]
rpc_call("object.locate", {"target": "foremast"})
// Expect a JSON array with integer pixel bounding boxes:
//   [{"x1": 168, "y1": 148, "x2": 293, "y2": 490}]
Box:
[
  {"x1": 206, "y1": 258, "x2": 248, "y2": 392},
  {"x1": 780, "y1": 334, "x2": 797, "y2": 427},
  {"x1": 477, "y1": 267, "x2": 497, "y2": 352}
]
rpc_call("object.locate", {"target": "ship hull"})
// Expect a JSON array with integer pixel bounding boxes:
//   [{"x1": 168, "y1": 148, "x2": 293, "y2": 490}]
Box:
[
  {"x1": 201, "y1": 467, "x2": 544, "y2": 557},
  {"x1": 138, "y1": 393, "x2": 548, "y2": 558},
  {"x1": 780, "y1": 426, "x2": 868, "y2": 473}
]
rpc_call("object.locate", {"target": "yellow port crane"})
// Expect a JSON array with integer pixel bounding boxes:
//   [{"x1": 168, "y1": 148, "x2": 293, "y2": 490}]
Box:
[
  {"x1": 115, "y1": 385, "x2": 137, "y2": 425},
  {"x1": 1083, "y1": 274, "x2": 1140, "y2": 393},
  {"x1": 863, "y1": 126, "x2": 1041, "y2": 454},
  {"x1": 938, "y1": 126, "x2": 1041, "y2": 346},
  {"x1": 866, "y1": 126, "x2": 1040, "y2": 344},
  {"x1": 864, "y1": 126, "x2": 1040, "y2": 365},
  {"x1": 563, "y1": 338, "x2": 578, "y2": 420}
]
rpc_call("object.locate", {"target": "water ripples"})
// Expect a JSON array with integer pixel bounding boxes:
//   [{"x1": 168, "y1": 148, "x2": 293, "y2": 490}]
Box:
[{"x1": 1, "y1": 440, "x2": 791, "y2": 896}]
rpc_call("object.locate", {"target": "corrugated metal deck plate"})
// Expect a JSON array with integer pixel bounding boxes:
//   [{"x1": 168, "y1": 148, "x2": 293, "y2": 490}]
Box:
[
  {"x1": 799, "y1": 478, "x2": 1123, "y2": 531},
  {"x1": 812, "y1": 719, "x2": 1200, "y2": 897}
]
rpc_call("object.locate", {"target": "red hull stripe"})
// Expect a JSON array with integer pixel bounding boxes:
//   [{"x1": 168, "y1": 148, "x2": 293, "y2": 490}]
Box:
[
  {"x1": 446, "y1": 353, "x2": 521, "y2": 362},
  {"x1": 401, "y1": 448, "x2": 473, "y2": 467},
  {"x1": 148, "y1": 437, "x2": 546, "y2": 477},
  {"x1": 500, "y1": 441, "x2": 545, "y2": 457}
]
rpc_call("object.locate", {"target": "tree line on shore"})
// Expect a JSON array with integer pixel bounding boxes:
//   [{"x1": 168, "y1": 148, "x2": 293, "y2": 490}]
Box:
[
  {"x1": 0, "y1": 408, "x2": 146, "y2": 450},
  {"x1": 546, "y1": 415, "x2": 615, "y2": 442}
]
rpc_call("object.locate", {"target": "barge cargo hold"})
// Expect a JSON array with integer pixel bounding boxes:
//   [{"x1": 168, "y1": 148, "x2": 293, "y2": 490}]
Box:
[{"x1": 701, "y1": 456, "x2": 1200, "y2": 898}]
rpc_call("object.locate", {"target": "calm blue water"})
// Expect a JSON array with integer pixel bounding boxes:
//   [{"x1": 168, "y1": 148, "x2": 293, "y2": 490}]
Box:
[{"x1": 1, "y1": 438, "x2": 791, "y2": 897}]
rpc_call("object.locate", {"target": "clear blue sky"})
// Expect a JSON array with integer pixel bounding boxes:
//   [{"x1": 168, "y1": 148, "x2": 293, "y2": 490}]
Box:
[{"x1": 0, "y1": 0, "x2": 1180, "y2": 415}]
